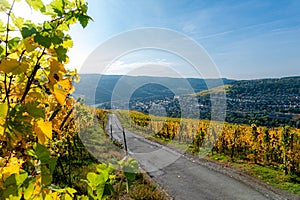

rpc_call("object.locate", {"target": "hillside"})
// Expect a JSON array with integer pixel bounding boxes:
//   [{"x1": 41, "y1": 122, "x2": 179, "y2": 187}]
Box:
[
  {"x1": 74, "y1": 74, "x2": 300, "y2": 127},
  {"x1": 74, "y1": 74, "x2": 234, "y2": 104},
  {"x1": 195, "y1": 76, "x2": 300, "y2": 127}
]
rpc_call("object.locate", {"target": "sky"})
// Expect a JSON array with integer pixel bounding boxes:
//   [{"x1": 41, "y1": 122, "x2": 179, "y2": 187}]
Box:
[
  {"x1": 2, "y1": 0, "x2": 300, "y2": 80},
  {"x1": 68, "y1": 0, "x2": 300, "y2": 80}
]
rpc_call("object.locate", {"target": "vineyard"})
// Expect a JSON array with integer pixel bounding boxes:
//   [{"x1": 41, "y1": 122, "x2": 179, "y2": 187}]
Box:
[{"x1": 117, "y1": 110, "x2": 300, "y2": 179}]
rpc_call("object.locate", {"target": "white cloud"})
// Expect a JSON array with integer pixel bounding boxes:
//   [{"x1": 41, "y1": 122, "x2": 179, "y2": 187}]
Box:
[{"x1": 103, "y1": 60, "x2": 174, "y2": 76}]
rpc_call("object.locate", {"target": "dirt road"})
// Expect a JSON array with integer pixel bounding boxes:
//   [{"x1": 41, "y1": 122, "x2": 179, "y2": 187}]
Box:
[{"x1": 108, "y1": 114, "x2": 297, "y2": 200}]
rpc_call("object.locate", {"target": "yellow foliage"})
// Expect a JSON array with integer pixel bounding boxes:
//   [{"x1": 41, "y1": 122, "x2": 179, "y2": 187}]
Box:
[
  {"x1": 0, "y1": 157, "x2": 24, "y2": 185},
  {"x1": 53, "y1": 83, "x2": 68, "y2": 106},
  {"x1": 0, "y1": 58, "x2": 29, "y2": 75},
  {"x1": 34, "y1": 120, "x2": 52, "y2": 144}
]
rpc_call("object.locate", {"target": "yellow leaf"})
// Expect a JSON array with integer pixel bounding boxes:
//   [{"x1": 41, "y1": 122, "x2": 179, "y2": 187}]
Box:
[
  {"x1": 0, "y1": 157, "x2": 24, "y2": 181},
  {"x1": 48, "y1": 59, "x2": 66, "y2": 85},
  {"x1": 53, "y1": 83, "x2": 67, "y2": 105},
  {"x1": 0, "y1": 58, "x2": 29, "y2": 75},
  {"x1": 23, "y1": 37, "x2": 37, "y2": 52},
  {"x1": 62, "y1": 39, "x2": 73, "y2": 49},
  {"x1": 35, "y1": 120, "x2": 52, "y2": 144},
  {"x1": 0, "y1": 125, "x2": 4, "y2": 136},
  {"x1": 0, "y1": 102, "x2": 8, "y2": 136},
  {"x1": 57, "y1": 79, "x2": 72, "y2": 91},
  {"x1": 49, "y1": 59, "x2": 66, "y2": 74}
]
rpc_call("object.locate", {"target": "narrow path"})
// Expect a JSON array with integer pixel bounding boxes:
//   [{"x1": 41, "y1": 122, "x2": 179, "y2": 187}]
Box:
[{"x1": 108, "y1": 114, "x2": 296, "y2": 200}]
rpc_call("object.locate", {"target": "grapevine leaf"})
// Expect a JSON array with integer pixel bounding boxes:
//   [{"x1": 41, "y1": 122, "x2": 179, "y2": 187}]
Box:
[
  {"x1": 34, "y1": 143, "x2": 50, "y2": 162},
  {"x1": 48, "y1": 158, "x2": 57, "y2": 174},
  {"x1": 51, "y1": 35, "x2": 63, "y2": 45},
  {"x1": 57, "y1": 23, "x2": 69, "y2": 31},
  {"x1": 49, "y1": 59, "x2": 66, "y2": 74},
  {"x1": 23, "y1": 180, "x2": 35, "y2": 199},
  {"x1": 13, "y1": 17, "x2": 24, "y2": 29},
  {"x1": 62, "y1": 39, "x2": 73, "y2": 49},
  {"x1": 66, "y1": 187, "x2": 77, "y2": 197},
  {"x1": 53, "y1": 83, "x2": 67, "y2": 105},
  {"x1": 25, "y1": 101, "x2": 45, "y2": 119},
  {"x1": 16, "y1": 171, "x2": 28, "y2": 186},
  {"x1": 87, "y1": 172, "x2": 106, "y2": 186},
  {"x1": 58, "y1": 79, "x2": 72, "y2": 91},
  {"x1": 50, "y1": 0, "x2": 64, "y2": 16},
  {"x1": 34, "y1": 33, "x2": 52, "y2": 48},
  {"x1": 3, "y1": 174, "x2": 17, "y2": 187},
  {"x1": 21, "y1": 24, "x2": 37, "y2": 38},
  {"x1": 78, "y1": 14, "x2": 92, "y2": 28},
  {"x1": 96, "y1": 185, "x2": 105, "y2": 199},
  {"x1": 8, "y1": 37, "x2": 21, "y2": 52},
  {"x1": 0, "y1": 20, "x2": 6, "y2": 32},
  {"x1": 0, "y1": 0, "x2": 11, "y2": 12},
  {"x1": 34, "y1": 120, "x2": 52, "y2": 144},
  {"x1": 0, "y1": 102, "x2": 8, "y2": 117},
  {"x1": 23, "y1": 37, "x2": 37, "y2": 52},
  {"x1": 55, "y1": 46, "x2": 67, "y2": 62},
  {"x1": 25, "y1": 0, "x2": 45, "y2": 12},
  {"x1": 41, "y1": 165, "x2": 52, "y2": 186},
  {"x1": 0, "y1": 58, "x2": 29, "y2": 75},
  {"x1": 0, "y1": 102, "x2": 8, "y2": 135}
]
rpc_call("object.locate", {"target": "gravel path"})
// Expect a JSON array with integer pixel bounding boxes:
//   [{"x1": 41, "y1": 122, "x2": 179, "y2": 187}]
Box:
[{"x1": 108, "y1": 114, "x2": 299, "y2": 200}]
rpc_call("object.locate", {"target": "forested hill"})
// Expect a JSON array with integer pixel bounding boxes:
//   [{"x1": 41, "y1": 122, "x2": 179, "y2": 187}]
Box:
[
  {"x1": 227, "y1": 76, "x2": 300, "y2": 98},
  {"x1": 74, "y1": 74, "x2": 234, "y2": 104},
  {"x1": 196, "y1": 76, "x2": 300, "y2": 127},
  {"x1": 74, "y1": 74, "x2": 299, "y2": 127}
]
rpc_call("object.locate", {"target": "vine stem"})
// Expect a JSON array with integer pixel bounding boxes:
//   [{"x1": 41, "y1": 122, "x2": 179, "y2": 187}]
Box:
[
  {"x1": 20, "y1": 48, "x2": 46, "y2": 103},
  {"x1": 3, "y1": 0, "x2": 16, "y2": 107},
  {"x1": 5, "y1": 0, "x2": 16, "y2": 56}
]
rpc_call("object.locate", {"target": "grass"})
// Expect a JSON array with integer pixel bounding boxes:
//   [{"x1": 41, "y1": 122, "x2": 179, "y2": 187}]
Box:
[
  {"x1": 209, "y1": 154, "x2": 300, "y2": 196},
  {"x1": 73, "y1": 123, "x2": 168, "y2": 199}
]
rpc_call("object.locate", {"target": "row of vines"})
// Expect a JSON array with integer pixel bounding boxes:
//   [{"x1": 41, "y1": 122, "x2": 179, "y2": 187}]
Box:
[{"x1": 118, "y1": 110, "x2": 300, "y2": 177}]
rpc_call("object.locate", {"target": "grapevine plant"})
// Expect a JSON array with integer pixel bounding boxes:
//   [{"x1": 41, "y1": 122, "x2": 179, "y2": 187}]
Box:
[{"x1": 0, "y1": 0, "x2": 116, "y2": 199}]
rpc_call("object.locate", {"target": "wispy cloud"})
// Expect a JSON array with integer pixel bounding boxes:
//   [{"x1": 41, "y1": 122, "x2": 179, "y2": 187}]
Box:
[{"x1": 103, "y1": 60, "x2": 174, "y2": 76}]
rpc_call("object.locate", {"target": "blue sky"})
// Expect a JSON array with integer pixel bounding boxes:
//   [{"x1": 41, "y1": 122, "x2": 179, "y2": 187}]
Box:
[{"x1": 68, "y1": 0, "x2": 300, "y2": 80}]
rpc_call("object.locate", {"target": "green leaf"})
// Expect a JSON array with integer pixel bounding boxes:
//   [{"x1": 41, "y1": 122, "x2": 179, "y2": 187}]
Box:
[
  {"x1": 13, "y1": 17, "x2": 24, "y2": 30},
  {"x1": 4, "y1": 174, "x2": 17, "y2": 187},
  {"x1": 25, "y1": 0, "x2": 45, "y2": 11},
  {"x1": 0, "y1": 45, "x2": 4, "y2": 58},
  {"x1": 95, "y1": 185, "x2": 105, "y2": 199},
  {"x1": 48, "y1": 157, "x2": 57, "y2": 174},
  {"x1": 23, "y1": 180, "x2": 35, "y2": 199},
  {"x1": 57, "y1": 23, "x2": 69, "y2": 31},
  {"x1": 55, "y1": 46, "x2": 67, "y2": 62},
  {"x1": 0, "y1": 20, "x2": 6, "y2": 32},
  {"x1": 124, "y1": 172, "x2": 136, "y2": 182},
  {"x1": 34, "y1": 33, "x2": 52, "y2": 48},
  {"x1": 8, "y1": 37, "x2": 21, "y2": 52},
  {"x1": 87, "y1": 172, "x2": 108, "y2": 187},
  {"x1": 0, "y1": 102, "x2": 8, "y2": 118},
  {"x1": 78, "y1": 14, "x2": 92, "y2": 28},
  {"x1": 0, "y1": 0, "x2": 11, "y2": 12},
  {"x1": 41, "y1": 165, "x2": 52, "y2": 186},
  {"x1": 21, "y1": 24, "x2": 37, "y2": 38},
  {"x1": 15, "y1": 170, "x2": 28, "y2": 186},
  {"x1": 34, "y1": 143, "x2": 50, "y2": 163},
  {"x1": 51, "y1": 35, "x2": 63, "y2": 45},
  {"x1": 25, "y1": 101, "x2": 45, "y2": 119},
  {"x1": 50, "y1": 0, "x2": 64, "y2": 16},
  {"x1": 26, "y1": 149, "x2": 36, "y2": 157}
]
